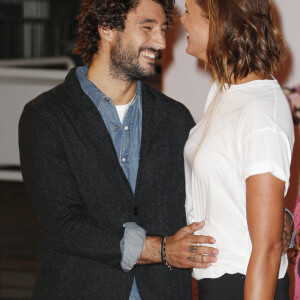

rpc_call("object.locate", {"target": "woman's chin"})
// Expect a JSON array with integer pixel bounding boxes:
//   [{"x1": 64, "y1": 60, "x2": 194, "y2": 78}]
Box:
[{"x1": 186, "y1": 47, "x2": 195, "y2": 57}]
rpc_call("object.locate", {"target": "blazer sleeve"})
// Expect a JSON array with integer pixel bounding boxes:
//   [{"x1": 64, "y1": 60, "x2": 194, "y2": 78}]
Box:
[{"x1": 19, "y1": 103, "x2": 124, "y2": 267}]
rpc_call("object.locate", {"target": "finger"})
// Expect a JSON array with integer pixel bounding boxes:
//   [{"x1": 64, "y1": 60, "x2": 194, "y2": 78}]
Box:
[
  {"x1": 187, "y1": 254, "x2": 217, "y2": 264},
  {"x1": 284, "y1": 212, "x2": 293, "y2": 224},
  {"x1": 283, "y1": 227, "x2": 290, "y2": 235},
  {"x1": 285, "y1": 235, "x2": 291, "y2": 247},
  {"x1": 183, "y1": 221, "x2": 205, "y2": 234},
  {"x1": 282, "y1": 233, "x2": 289, "y2": 248},
  {"x1": 194, "y1": 245, "x2": 219, "y2": 256},
  {"x1": 186, "y1": 256, "x2": 214, "y2": 268},
  {"x1": 189, "y1": 262, "x2": 212, "y2": 268},
  {"x1": 192, "y1": 235, "x2": 216, "y2": 245},
  {"x1": 282, "y1": 243, "x2": 288, "y2": 255}
]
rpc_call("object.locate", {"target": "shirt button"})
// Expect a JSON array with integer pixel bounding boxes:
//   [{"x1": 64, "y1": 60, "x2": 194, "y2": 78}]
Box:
[
  {"x1": 124, "y1": 126, "x2": 129, "y2": 131},
  {"x1": 122, "y1": 158, "x2": 126, "y2": 162},
  {"x1": 133, "y1": 207, "x2": 138, "y2": 216},
  {"x1": 115, "y1": 125, "x2": 120, "y2": 129},
  {"x1": 105, "y1": 98, "x2": 109, "y2": 102}
]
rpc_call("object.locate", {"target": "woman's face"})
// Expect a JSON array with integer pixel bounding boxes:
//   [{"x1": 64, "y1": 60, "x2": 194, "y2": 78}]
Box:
[{"x1": 181, "y1": 0, "x2": 209, "y2": 61}]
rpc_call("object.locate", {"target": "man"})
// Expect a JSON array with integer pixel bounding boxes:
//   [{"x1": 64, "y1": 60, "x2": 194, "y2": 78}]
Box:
[{"x1": 19, "y1": 0, "x2": 218, "y2": 299}]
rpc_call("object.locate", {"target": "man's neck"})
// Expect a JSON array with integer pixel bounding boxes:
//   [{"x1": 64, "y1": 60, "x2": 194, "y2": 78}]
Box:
[{"x1": 86, "y1": 56, "x2": 137, "y2": 106}]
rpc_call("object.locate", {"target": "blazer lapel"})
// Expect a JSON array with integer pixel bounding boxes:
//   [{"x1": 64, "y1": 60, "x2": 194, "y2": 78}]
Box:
[
  {"x1": 81, "y1": 95, "x2": 120, "y2": 165},
  {"x1": 64, "y1": 70, "x2": 135, "y2": 198},
  {"x1": 138, "y1": 83, "x2": 166, "y2": 169},
  {"x1": 65, "y1": 69, "x2": 119, "y2": 165},
  {"x1": 79, "y1": 95, "x2": 135, "y2": 197},
  {"x1": 65, "y1": 70, "x2": 165, "y2": 197}
]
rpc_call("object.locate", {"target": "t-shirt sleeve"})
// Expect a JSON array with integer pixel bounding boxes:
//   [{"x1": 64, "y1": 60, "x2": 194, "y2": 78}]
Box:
[{"x1": 239, "y1": 128, "x2": 292, "y2": 196}]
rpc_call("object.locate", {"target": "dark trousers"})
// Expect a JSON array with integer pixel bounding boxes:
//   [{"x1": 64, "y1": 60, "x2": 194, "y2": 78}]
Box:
[{"x1": 197, "y1": 272, "x2": 290, "y2": 300}]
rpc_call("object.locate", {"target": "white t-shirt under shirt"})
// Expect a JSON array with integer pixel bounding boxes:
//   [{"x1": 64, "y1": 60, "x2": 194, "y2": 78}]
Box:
[
  {"x1": 184, "y1": 78, "x2": 295, "y2": 280},
  {"x1": 116, "y1": 101, "x2": 132, "y2": 124}
]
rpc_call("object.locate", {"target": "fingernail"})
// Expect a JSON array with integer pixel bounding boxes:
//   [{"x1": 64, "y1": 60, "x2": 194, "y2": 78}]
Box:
[
  {"x1": 210, "y1": 238, "x2": 216, "y2": 243},
  {"x1": 206, "y1": 263, "x2": 211, "y2": 267},
  {"x1": 212, "y1": 249, "x2": 219, "y2": 255},
  {"x1": 210, "y1": 257, "x2": 217, "y2": 262}
]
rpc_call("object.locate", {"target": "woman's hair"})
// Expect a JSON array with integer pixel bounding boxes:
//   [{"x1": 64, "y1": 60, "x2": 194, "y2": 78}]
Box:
[
  {"x1": 196, "y1": 0, "x2": 284, "y2": 87},
  {"x1": 74, "y1": 0, "x2": 177, "y2": 65}
]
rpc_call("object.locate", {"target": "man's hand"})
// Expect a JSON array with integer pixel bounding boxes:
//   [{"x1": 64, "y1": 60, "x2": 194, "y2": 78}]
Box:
[
  {"x1": 165, "y1": 221, "x2": 218, "y2": 269},
  {"x1": 282, "y1": 210, "x2": 293, "y2": 254}
]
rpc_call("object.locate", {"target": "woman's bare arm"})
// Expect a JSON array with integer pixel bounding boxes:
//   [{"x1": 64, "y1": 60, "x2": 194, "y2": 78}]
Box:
[{"x1": 244, "y1": 172, "x2": 285, "y2": 300}]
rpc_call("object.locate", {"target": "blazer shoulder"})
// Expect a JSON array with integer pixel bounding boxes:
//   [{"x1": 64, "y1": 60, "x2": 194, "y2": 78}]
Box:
[
  {"x1": 24, "y1": 68, "x2": 81, "y2": 112},
  {"x1": 24, "y1": 81, "x2": 67, "y2": 114}
]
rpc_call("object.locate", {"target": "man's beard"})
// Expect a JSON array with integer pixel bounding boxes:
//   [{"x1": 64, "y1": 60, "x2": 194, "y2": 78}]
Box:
[{"x1": 110, "y1": 33, "x2": 160, "y2": 81}]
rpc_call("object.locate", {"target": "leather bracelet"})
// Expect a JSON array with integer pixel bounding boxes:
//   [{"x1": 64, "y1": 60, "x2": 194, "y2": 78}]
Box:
[
  {"x1": 161, "y1": 236, "x2": 172, "y2": 270},
  {"x1": 160, "y1": 237, "x2": 165, "y2": 263}
]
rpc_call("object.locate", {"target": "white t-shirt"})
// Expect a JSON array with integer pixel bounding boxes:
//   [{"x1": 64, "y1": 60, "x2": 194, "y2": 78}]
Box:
[
  {"x1": 116, "y1": 101, "x2": 131, "y2": 124},
  {"x1": 184, "y1": 79, "x2": 295, "y2": 280}
]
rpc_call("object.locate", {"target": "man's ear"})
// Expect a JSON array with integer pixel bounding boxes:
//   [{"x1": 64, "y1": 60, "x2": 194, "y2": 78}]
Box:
[{"x1": 98, "y1": 26, "x2": 115, "y2": 43}]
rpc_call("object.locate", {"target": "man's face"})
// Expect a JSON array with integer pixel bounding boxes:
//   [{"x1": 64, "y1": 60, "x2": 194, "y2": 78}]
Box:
[{"x1": 110, "y1": 0, "x2": 167, "y2": 81}]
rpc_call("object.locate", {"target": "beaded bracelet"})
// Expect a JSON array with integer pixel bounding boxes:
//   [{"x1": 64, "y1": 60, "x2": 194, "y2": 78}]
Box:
[{"x1": 161, "y1": 236, "x2": 172, "y2": 270}]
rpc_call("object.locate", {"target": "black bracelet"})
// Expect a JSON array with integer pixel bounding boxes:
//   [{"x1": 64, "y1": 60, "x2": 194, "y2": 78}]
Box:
[
  {"x1": 161, "y1": 236, "x2": 172, "y2": 270},
  {"x1": 160, "y1": 236, "x2": 165, "y2": 263}
]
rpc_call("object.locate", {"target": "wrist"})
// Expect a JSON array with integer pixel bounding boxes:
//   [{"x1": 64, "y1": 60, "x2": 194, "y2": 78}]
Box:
[
  {"x1": 137, "y1": 236, "x2": 162, "y2": 264},
  {"x1": 161, "y1": 236, "x2": 173, "y2": 270}
]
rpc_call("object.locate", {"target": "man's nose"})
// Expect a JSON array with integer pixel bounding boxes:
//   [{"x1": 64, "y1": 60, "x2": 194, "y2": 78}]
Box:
[{"x1": 152, "y1": 30, "x2": 166, "y2": 50}]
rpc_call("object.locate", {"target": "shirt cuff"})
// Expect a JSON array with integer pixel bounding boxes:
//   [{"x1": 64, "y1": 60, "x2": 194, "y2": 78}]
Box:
[
  {"x1": 120, "y1": 222, "x2": 146, "y2": 272},
  {"x1": 285, "y1": 208, "x2": 295, "y2": 248}
]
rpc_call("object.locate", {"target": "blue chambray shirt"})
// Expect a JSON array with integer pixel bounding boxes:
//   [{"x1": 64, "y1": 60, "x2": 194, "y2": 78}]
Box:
[{"x1": 76, "y1": 66, "x2": 143, "y2": 299}]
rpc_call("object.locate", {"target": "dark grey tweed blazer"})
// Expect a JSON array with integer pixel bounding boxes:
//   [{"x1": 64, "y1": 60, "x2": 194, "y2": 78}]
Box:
[{"x1": 19, "y1": 68, "x2": 195, "y2": 300}]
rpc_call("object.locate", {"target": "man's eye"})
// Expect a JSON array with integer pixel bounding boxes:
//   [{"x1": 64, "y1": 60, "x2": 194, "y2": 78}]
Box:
[{"x1": 143, "y1": 26, "x2": 152, "y2": 30}]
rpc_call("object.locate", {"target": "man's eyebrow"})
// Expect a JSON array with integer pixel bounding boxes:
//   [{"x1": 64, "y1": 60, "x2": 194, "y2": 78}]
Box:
[{"x1": 139, "y1": 19, "x2": 168, "y2": 26}]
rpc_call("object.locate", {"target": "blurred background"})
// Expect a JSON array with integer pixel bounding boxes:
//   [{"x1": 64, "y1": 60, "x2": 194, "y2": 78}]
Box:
[
  {"x1": 0, "y1": 0, "x2": 79, "y2": 60},
  {"x1": 0, "y1": 0, "x2": 299, "y2": 299}
]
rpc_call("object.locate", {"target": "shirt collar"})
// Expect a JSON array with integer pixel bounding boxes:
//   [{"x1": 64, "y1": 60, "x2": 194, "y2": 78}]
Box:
[{"x1": 76, "y1": 66, "x2": 142, "y2": 107}]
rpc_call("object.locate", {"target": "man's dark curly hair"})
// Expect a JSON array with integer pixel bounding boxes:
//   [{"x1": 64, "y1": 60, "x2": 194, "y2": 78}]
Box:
[{"x1": 74, "y1": 0, "x2": 177, "y2": 65}]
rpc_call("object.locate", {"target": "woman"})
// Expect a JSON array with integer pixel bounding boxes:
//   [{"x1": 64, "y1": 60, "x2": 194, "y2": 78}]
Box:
[{"x1": 181, "y1": 0, "x2": 295, "y2": 299}]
